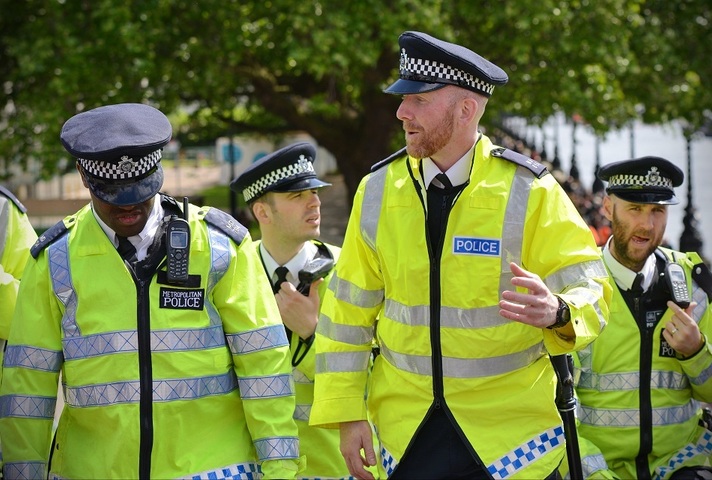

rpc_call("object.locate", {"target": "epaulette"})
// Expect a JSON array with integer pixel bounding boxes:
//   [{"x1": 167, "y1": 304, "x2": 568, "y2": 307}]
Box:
[
  {"x1": 490, "y1": 147, "x2": 549, "y2": 179},
  {"x1": 370, "y1": 147, "x2": 408, "y2": 173},
  {"x1": 0, "y1": 185, "x2": 27, "y2": 213},
  {"x1": 30, "y1": 219, "x2": 71, "y2": 259},
  {"x1": 202, "y1": 208, "x2": 248, "y2": 246},
  {"x1": 692, "y1": 261, "x2": 712, "y2": 299}
]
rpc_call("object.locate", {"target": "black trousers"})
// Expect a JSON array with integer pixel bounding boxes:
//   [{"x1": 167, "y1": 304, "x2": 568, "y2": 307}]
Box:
[{"x1": 389, "y1": 408, "x2": 561, "y2": 480}]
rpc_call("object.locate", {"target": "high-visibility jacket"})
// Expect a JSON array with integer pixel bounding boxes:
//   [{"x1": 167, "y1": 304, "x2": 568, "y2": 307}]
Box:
[
  {"x1": 311, "y1": 135, "x2": 611, "y2": 479},
  {"x1": 256, "y1": 239, "x2": 355, "y2": 479},
  {"x1": 0, "y1": 199, "x2": 300, "y2": 480},
  {"x1": 0, "y1": 187, "x2": 37, "y2": 472},
  {"x1": 572, "y1": 247, "x2": 712, "y2": 480}
]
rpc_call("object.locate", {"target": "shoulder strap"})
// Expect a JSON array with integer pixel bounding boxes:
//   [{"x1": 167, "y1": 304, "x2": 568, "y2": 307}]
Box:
[
  {"x1": 371, "y1": 146, "x2": 407, "y2": 173},
  {"x1": 0, "y1": 185, "x2": 27, "y2": 213},
  {"x1": 311, "y1": 239, "x2": 335, "y2": 262},
  {"x1": 30, "y1": 219, "x2": 70, "y2": 258},
  {"x1": 490, "y1": 147, "x2": 549, "y2": 178},
  {"x1": 202, "y1": 207, "x2": 248, "y2": 246}
]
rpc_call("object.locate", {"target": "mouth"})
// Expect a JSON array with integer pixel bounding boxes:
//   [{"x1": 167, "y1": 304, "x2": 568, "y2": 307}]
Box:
[
  {"x1": 630, "y1": 234, "x2": 650, "y2": 246},
  {"x1": 115, "y1": 211, "x2": 142, "y2": 226},
  {"x1": 306, "y1": 214, "x2": 321, "y2": 226}
]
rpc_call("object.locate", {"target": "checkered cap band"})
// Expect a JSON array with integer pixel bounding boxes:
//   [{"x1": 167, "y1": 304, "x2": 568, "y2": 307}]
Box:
[
  {"x1": 607, "y1": 166, "x2": 673, "y2": 189},
  {"x1": 78, "y1": 150, "x2": 162, "y2": 181},
  {"x1": 242, "y1": 154, "x2": 315, "y2": 202},
  {"x1": 400, "y1": 49, "x2": 495, "y2": 95}
]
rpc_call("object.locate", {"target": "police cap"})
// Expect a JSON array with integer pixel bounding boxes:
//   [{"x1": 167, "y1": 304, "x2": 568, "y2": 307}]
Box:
[
  {"x1": 597, "y1": 156, "x2": 684, "y2": 205},
  {"x1": 61, "y1": 103, "x2": 172, "y2": 206},
  {"x1": 230, "y1": 142, "x2": 331, "y2": 203},
  {"x1": 384, "y1": 31, "x2": 508, "y2": 97}
]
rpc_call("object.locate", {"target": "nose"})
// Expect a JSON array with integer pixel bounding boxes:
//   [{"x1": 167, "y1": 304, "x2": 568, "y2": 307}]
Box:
[
  {"x1": 308, "y1": 191, "x2": 321, "y2": 208},
  {"x1": 396, "y1": 98, "x2": 412, "y2": 121}
]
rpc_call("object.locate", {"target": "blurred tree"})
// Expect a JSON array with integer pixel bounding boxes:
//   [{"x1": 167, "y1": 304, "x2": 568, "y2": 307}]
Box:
[{"x1": 1, "y1": 0, "x2": 710, "y2": 203}]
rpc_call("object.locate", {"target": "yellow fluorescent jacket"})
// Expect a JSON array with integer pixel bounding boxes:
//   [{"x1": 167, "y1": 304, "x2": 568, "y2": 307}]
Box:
[
  {"x1": 311, "y1": 135, "x2": 611, "y2": 479},
  {"x1": 0, "y1": 203, "x2": 300, "y2": 480},
  {"x1": 572, "y1": 248, "x2": 712, "y2": 480},
  {"x1": 256, "y1": 239, "x2": 356, "y2": 479}
]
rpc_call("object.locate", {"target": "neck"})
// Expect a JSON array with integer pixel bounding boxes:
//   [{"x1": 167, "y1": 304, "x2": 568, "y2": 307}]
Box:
[
  {"x1": 431, "y1": 131, "x2": 478, "y2": 171},
  {"x1": 261, "y1": 234, "x2": 305, "y2": 266}
]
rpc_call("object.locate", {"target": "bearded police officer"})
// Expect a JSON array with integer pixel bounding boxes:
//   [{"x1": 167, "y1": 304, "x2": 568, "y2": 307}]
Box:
[
  {"x1": 310, "y1": 31, "x2": 611, "y2": 479},
  {"x1": 0, "y1": 103, "x2": 301, "y2": 479},
  {"x1": 0, "y1": 185, "x2": 37, "y2": 473},
  {"x1": 568, "y1": 157, "x2": 712, "y2": 480}
]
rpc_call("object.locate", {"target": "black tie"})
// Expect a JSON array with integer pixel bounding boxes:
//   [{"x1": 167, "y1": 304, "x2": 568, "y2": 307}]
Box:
[
  {"x1": 630, "y1": 272, "x2": 644, "y2": 296},
  {"x1": 434, "y1": 172, "x2": 453, "y2": 190},
  {"x1": 116, "y1": 235, "x2": 137, "y2": 262},
  {"x1": 273, "y1": 266, "x2": 289, "y2": 293}
]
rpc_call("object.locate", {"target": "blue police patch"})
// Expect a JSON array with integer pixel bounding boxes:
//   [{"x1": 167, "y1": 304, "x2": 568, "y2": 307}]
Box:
[{"x1": 453, "y1": 237, "x2": 501, "y2": 256}]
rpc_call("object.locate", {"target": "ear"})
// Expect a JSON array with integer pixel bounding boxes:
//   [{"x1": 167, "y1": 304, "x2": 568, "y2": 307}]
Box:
[
  {"x1": 77, "y1": 164, "x2": 90, "y2": 188},
  {"x1": 459, "y1": 96, "x2": 479, "y2": 124},
  {"x1": 602, "y1": 195, "x2": 614, "y2": 222},
  {"x1": 252, "y1": 201, "x2": 271, "y2": 224}
]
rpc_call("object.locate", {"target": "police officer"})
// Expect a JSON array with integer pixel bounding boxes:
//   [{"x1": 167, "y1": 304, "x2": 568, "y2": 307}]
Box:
[
  {"x1": 231, "y1": 142, "x2": 360, "y2": 479},
  {"x1": 310, "y1": 31, "x2": 611, "y2": 480},
  {"x1": 0, "y1": 185, "x2": 37, "y2": 471},
  {"x1": 570, "y1": 157, "x2": 712, "y2": 480},
  {"x1": 0, "y1": 103, "x2": 301, "y2": 479}
]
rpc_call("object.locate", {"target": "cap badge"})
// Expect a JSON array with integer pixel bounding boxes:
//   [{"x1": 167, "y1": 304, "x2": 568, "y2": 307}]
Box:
[
  {"x1": 297, "y1": 155, "x2": 312, "y2": 172},
  {"x1": 399, "y1": 48, "x2": 409, "y2": 72},
  {"x1": 118, "y1": 156, "x2": 136, "y2": 173},
  {"x1": 647, "y1": 167, "x2": 660, "y2": 185}
]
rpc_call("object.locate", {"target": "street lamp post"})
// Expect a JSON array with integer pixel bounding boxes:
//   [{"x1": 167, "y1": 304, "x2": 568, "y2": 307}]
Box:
[{"x1": 679, "y1": 132, "x2": 704, "y2": 256}]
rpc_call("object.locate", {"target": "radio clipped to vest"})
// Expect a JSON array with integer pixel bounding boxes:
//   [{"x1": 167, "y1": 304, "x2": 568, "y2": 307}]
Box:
[
  {"x1": 166, "y1": 197, "x2": 191, "y2": 285},
  {"x1": 296, "y1": 257, "x2": 334, "y2": 296}
]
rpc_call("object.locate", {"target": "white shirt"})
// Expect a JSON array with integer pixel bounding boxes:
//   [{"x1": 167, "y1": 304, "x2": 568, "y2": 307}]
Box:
[
  {"x1": 260, "y1": 241, "x2": 319, "y2": 288},
  {"x1": 92, "y1": 194, "x2": 164, "y2": 261},
  {"x1": 602, "y1": 236, "x2": 656, "y2": 293},
  {"x1": 422, "y1": 134, "x2": 480, "y2": 189}
]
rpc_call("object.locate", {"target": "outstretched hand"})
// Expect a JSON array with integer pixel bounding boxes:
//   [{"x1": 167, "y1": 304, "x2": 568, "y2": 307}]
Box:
[
  {"x1": 499, "y1": 262, "x2": 559, "y2": 328},
  {"x1": 663, "y1": 301, "x2": 704, "y2": 358}
]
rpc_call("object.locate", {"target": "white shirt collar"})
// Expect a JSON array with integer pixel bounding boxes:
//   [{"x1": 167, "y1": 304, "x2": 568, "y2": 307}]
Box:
[
  {"x1": 260, "y1": 241, "x2": 319, "y2": 286},
  {"x1": 92, "y1": 194, "x2": 164, "y2": 261},
  {"x1": 422, "y1": 138, "x2": 478, "y2": 189},
  {"x1": 602, "y1": 237, "x2": 656, "y2": 292}
]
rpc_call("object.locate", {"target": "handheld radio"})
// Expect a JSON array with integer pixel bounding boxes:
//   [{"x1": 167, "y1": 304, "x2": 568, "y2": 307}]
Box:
[
  {"x1": 166, "y1": 197, "x2": 191, "y2": 284},
  {"x1": 296, "y1": 257, "x2": 334, "y2": 295},
  {"x1": 664, "y1": 262, "x2": 691, "y2": 309}
]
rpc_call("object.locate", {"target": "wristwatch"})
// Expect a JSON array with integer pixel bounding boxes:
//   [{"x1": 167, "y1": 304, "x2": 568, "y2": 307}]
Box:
[{"x1": 547, "y1": 297, "x2": 571, "y2": 329}]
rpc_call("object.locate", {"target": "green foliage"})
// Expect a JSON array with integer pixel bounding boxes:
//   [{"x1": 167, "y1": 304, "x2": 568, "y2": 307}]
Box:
[{"x1": 1, "y1": 0, "x2": 710, "y2": 196}]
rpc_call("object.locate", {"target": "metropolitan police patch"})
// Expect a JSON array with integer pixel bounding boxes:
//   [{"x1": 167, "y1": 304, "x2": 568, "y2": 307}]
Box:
[
  {"x1": 159, "y1": 287, "x2": 205, "y2": 310},
  {"x1": 453, "y1": 237, "x2": 501, "y2": 256}
]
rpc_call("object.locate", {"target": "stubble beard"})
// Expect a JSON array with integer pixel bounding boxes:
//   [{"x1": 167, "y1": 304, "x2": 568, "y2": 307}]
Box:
[{"x1": 405, "y1": 107, "x2": 456, "y2": 159}]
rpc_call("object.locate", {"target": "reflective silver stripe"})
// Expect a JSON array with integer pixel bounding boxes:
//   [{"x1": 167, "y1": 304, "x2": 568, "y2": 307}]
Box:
[
  {"x1": 237, "y1": 374, "x2": 293, "y2": 399},
  {"x1": 294, "y1": 404, "x2": 311, "y2": 421},
  {"x1": 380, "y1": 444, "x2": 398, "y2": 477},
  {"x1": 317, "y1": 314, "x2": 374, "y2": 345},
  {"x1": 545, "y1": 260, "x2": 608, "y2": 294},
  {"x1": 254, "y1": 436, "x2": 299, "y2": 461},
  {"x1": 487, "y1": 425, "x2": 565, "y2": 479},
  {"x1": 48, "y1": 235, "x2": 81, "y2": 338},
  {"x1": 578, "y1": 453, "x2": 609, "y2": 479},
  {"x1": 226, "y1": 324, "x2": 288, "y2": 355},
  {"x1": 4, "y1": 345, "x2": 62, "y2": 372},
  {"x1": 0, "y1": 394, "x2": 56, "y2": 419},
  {"x1": 385, "y1": 299, "x2": 508, "y2": 329},
  {"x1": 65, "y1": 371, "x2": 238, "y2": 407},
  {"x1": 379, "y1": 340, "x2": 546, "y2": 378},
  {"x1": 62, "y1": 325, "x2": 229, "y2": 360},
  {"x1": 360, "y1": 168, "x2": 388, "y2": 252},
  {"x1": 0, "y1": 197, "x2": 8, "y2": 259},
  {"x1": 292, "y1": 369, "x2": 311, "y2": 384},
  {"x1": 691, "y1": 283, "x2": 708, "y2": 322},
  {"x1": 691, "y1": 363, "x2": 712, "y2": 386},
  {"x1": 578, "y1": 369, "x2": 689, "y2": 391},
  {"x1": 181, "y1": 460, "x2": 261, "y2": 480},
  {"x1": 579, "y1": 399, "x2": 699, "y2": 427},
  {"x1": 654, "y1": 430, "x2": 712, "y2": 480},
  {"x1": 330, "y1": 273, "x2": 384, "y2": 309},
  {"x1": 206, "y1": 226, "x2": 231, "y2": 327},
  {"x1": 315, "y1": 351, "x2": 372, "y2": 374},
  {"x1": 4, "y1": 463, "x2": 46, "y2": 480},
  {"x1": 498, "y1": 167, "x2": 533, "y2": 296}
]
